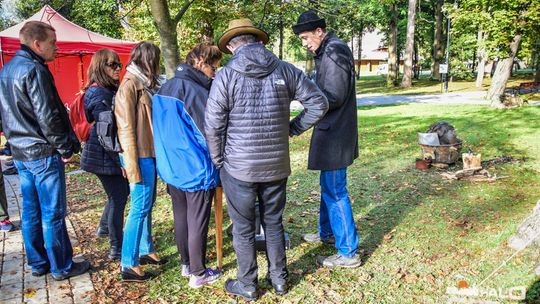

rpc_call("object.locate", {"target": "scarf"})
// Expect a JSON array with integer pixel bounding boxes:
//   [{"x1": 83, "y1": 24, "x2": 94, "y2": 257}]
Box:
[{"x1": 126, "y1": 63, "x2": 160, "y2": 94}]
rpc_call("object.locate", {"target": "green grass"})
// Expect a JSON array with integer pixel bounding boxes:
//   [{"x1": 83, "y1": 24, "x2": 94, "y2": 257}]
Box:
[
  {"x1": 67, "y1": 103, "x2": 540, "y2": 303},
  {"x1": 357, "y1": 74, "x2": 537, "y2": 96}
]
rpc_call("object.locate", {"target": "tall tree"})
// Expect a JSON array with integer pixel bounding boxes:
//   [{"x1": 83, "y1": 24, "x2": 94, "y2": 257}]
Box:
[
  {"x1": 431, "y1": 0, "x2": 444, "y2": 79},
  {"x1": 486, "y1": 33, "x2": 522, "y2": 103},
  {"x1": 475, "y1": 29, "x2": 488, "y2": 88},
  {"x1": 401, "y1": 0, "x2": 417, "y2": 87},
  {"x1": 387, "y1": 3, "x2": 399, "y2": 87},
  {"x1": 148, "y1": 0, "x2": 194, "y2": 77}
]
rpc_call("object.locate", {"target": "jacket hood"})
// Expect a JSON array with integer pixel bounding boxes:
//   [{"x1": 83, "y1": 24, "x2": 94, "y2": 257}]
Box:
[
  {"x1": 174, "y1": 63, "x2": 212, "y2": 90},
  {"x1": 227, "y1": 43, "x2": 279, "y2": 78}
]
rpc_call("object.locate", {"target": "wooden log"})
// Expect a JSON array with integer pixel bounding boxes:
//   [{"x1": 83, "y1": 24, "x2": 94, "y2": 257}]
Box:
[{"x1": 462, "y1": 153, "x2": 481, "y2": 170}]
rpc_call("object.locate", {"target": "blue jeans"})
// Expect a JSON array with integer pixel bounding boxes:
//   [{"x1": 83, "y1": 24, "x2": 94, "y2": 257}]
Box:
[
  {"x1": 318, "y1": 168, "x2": 359, "y2": 257},
  {"x1": 14, "y1": 154, "x2": 73, "y2": 276},
  {"x1": 120, "y1": 157, "x2": 157, "y2": 268}
]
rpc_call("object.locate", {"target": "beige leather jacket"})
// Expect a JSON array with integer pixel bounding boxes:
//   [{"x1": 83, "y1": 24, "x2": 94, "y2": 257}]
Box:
[{"x1": 114, "y1": 72, "x2": 155, "y2": 183}]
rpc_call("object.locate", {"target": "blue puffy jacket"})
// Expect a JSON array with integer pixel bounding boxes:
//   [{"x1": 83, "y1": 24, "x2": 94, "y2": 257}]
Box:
[{"x1": 152, "y1": 64, "x2": 219, "y2": 192}]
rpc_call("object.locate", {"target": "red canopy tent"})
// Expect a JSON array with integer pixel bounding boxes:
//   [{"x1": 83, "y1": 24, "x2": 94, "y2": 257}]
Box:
[{"x1": 0, "y1": 5, "x2": 138, "y2": 105}]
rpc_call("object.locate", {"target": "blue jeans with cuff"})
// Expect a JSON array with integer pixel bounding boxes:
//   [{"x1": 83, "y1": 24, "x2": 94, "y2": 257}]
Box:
[
  {"x1": 318, "y1": 168, "x2": 359, "y2": 258},
  {"x1": 14, "y1": 154, "x2": 73, "y2": 276},
  {"x1": 120, "y1": 157, "x2": 157, "y2": 269}
]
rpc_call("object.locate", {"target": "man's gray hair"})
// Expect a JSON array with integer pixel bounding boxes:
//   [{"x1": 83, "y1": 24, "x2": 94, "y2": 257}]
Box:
[{"x1": 228, "y1": 34, "x2": 260, "y2": 48}]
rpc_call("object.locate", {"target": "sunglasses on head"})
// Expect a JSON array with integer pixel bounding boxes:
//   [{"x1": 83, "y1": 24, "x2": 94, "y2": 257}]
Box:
[{"x1": 106, "y1": 61, "x2": 122, "y2": 69}]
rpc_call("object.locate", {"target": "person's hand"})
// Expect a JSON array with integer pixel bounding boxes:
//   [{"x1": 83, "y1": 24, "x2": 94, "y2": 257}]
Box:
[
  {"x1": 61, "y1": 155, "x2": 74, "y2": 163},
  {"x1": 121, "y1": 168, "x2": 127, "y2": 178}
]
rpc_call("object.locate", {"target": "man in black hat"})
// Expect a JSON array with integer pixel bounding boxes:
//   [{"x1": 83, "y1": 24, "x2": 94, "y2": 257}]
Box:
[
  {"x1": 293, "y1": 11, "x2": 361, "y2": 268},
  {"x1": 206, "y1": 18, "x2": 328, "y2": 300}
]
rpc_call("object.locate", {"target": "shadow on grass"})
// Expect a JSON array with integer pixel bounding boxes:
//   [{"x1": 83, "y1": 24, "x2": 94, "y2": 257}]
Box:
[{"x1": 526, "y1": 279, "x2": 540, "y2": 303}]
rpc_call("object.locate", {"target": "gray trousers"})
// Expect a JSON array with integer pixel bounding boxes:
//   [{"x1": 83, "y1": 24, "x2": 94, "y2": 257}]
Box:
[{"x1": 220, "y1": 168, "x2": 288, "y2": 291}]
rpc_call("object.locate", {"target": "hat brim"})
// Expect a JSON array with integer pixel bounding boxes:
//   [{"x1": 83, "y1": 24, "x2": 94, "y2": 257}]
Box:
[{"x1": 218, "y1": 26, "x2": 269, "y2": 54}]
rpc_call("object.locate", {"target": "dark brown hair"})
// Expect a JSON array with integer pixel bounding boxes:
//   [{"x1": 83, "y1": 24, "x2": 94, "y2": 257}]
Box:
[
  {"x1": 85, "y1": 49, "x2": 120, "y2": 90},
  {"x1": 185, "y1": 43, "x2": 222, "y2": 67},
  {"x1": 19, "y1": 21, "x2": 55, "y2": 45},
  {"x1": 128, "y1": 42, "x2": 161, "y2": 88}
]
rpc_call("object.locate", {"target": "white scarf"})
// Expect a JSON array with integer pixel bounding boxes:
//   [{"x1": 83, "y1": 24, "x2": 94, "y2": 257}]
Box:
[{"x1": 126, "y1": 63, "x2": 159, "y2": 94}]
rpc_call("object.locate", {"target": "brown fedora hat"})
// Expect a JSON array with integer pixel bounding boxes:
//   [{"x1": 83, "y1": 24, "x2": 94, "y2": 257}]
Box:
[{"x1": 218, "y1": 18, "x2": 269, "y2": 54}]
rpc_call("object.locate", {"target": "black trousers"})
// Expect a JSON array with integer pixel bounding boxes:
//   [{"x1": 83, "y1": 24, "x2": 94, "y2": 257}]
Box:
[
  {"x1": 96, "y1": 174, "x2": 129, "y2": 248},
  {"x1": 0, "y1": 169, "x2": 8, "y2": 221},
  {"x1": 220, "y1": 168, "x2": 288, "y2": 291},
  {"x1": 168, "y1": 184, "x2": 214, "y2": 276}
]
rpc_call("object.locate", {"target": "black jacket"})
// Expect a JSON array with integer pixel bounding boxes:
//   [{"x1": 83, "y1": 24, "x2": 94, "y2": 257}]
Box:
[
  {"x1": 205, "y1": 43, "x2": 328, "y2": 183},
  {"x1": 0, "y1": 46, "x2": 80, "y2": 161},
  {"x1": 80, "y1": 85, "x2": 122, "y2": 176},
  {"x1": 309, "y1": 33, "x2": 359, "y2": 170}
]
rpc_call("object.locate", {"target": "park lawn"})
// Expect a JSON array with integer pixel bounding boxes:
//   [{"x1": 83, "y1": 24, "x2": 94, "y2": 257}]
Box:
[
  {"x1": 357, "y1": 74, "x2": 536, "y2": 96},
  {"x1": 66, "y1": 103, "x2": 540, "y2": 303}
]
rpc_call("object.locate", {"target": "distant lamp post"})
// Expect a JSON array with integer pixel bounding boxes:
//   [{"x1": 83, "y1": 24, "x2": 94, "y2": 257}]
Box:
[{"x1": 442, "y1": 0, "x2": 458, "y2": 93}]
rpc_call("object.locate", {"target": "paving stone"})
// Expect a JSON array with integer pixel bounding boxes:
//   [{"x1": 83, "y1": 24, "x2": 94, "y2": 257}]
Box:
[
  {"x1": 24, "y1": 275, "x2": 47, "y2": 304},
  {"x1": 46, "y1": 274, "x2": 74, "y2": 304},
  {"x1": 0, "y1": 280, "x2": 22, "y2": 301},
  {"x1": 71, "y1": 273, "x2": 93, "y2": 304}
]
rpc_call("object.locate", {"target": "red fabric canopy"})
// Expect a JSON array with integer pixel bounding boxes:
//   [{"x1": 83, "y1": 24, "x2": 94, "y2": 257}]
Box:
[{"x1": 0, "y1": 5, "x2": 138, "y2": 104}]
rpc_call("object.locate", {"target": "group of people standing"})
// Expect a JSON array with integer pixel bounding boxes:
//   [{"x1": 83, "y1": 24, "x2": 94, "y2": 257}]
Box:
[{"x1": 0, "y1": 10, "x2": 360, "y2": 301}]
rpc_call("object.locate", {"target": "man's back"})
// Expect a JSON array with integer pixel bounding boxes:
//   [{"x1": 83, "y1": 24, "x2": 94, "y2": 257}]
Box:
[
  {"x1": 206, "y1": 43, "x2": 327, "y2": 183},
  {"x1": 0, "y1": 47, "x2": 76, "y2": 161}
]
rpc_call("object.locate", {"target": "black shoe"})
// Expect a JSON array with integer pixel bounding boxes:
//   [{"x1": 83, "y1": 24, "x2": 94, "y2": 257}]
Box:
[
  {"x1": 139, "y1": 255, "x2": 167, "y2": 265},
  {"x1": 108, "y1": 246, "x2": 121, "y2": 261},
  {"x1": 51, "y1": 261, "x2": 91, "y2": 281},
  {"x1": 96, "y1": 226, "x2": 108, "y2": 238},
  {"x1": 267, "y1": 278, "x2": 287, "y2": 295},
  {"x1": 32, "y1": 267, "x2": 50, "y2": 277},
  {"x1": 121, "y1": 267, "x2": 155, "y2": 282},
  {"x1": 224, "y1": 279, "x2": 257, "y2": 301}
]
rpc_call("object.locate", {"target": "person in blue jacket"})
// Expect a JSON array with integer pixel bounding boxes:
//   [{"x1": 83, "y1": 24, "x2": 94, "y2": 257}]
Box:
[
  {"x1": 80, "y1": 49, "x2": 129, "y2": 261},
  {"x1": 152, "y1": 43, "x2": 223, "y2": 288}
]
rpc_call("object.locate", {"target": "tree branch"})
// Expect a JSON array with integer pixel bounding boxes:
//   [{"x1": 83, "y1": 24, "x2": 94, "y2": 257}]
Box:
[{"x1": 173, "y1": 0, "x2": 195, "y2": 25}]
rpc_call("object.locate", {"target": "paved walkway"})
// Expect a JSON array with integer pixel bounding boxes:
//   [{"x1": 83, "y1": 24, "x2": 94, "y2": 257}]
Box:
[
  {"x1": 0, "y1": 173, "x2": 94, "y2": 304},
  {"x1": 290, "y1": 91, "x2": 539, "y2": 110}
]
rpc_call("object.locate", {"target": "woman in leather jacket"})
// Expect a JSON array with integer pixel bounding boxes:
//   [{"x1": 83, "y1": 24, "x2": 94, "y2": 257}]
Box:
[{"x1": 114, "y1": 42, "x2": 163, "y2": 282}]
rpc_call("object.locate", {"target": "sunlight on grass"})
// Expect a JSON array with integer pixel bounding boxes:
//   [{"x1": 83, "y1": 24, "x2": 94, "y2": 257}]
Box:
[{"x1": 67, "y1": 103, "x2": 540, "y2": 303}]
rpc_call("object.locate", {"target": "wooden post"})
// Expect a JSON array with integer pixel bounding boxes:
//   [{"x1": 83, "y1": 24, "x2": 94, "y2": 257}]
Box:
[{"x1": 214, "y1": 186, "x2": 223, "y2": 269}]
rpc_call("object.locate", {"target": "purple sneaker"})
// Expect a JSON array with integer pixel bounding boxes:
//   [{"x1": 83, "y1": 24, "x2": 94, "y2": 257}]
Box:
[
  {"x1": 188, "y1": 268, "x2": 222, "y2": 289},
  {"x1": 0, "y1": 220, "x2": 13, "y2": 232}
]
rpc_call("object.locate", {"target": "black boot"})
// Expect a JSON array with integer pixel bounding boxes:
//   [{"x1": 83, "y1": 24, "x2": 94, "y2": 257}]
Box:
[
  {"x1": 224, "y1": 279, "x2": 257, "y2": 301},
  {"x1": 108, "y1": 245, "x2": 121, "y2": 261}
]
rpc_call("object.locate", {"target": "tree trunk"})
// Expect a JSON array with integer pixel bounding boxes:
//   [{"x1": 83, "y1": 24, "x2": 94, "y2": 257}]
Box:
[
  {"x1": 279, "y1": 14, "x2": 284, "y2": 59},
  {"x1": 431, "y1": 0, "x2": 443, "y2": 79},
  {"x1": 357, "y1": 28, "x2": 363, "y2": 79},
  {"x1": 387, "y1": 4, "x2": 399, "y2": 87},
  {"x1": 401, "y1": 0, "x2": 417, "y2": 88},
  {"x1": 148, "y1": 0, "x2": 193, "y2": 77},
  {"x1": 475, "y1": 30, "x2": 487, "y2": 88},
  {"x1": 413, "y1": 40, "x2": 419, "y2": 79},
  {"x1": 487, "y1": 34, "x2": 522, "y2": 105},
  {"x1": 536, "y1": 56, "x2": 540, "y2": 83}
]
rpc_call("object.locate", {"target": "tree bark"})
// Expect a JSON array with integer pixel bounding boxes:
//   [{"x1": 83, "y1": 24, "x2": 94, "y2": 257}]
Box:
[
  {"x1": 357, "y1": 27, "x2": 363, "y2": 79},
  {"x1": 148, "y1": 0, "x2": 194, "y2": 77},
  {"x1": 431, "y1": 0, "x2": 443, "y2": 79},
  {"x1": 475, "y1": 30, "x2": 487, "y2": 88},
  {"x1": 387, "y1": 4, "x2": 399, "y2": 87},
  {"x1": 401, "y1": 0, "x2": 417, "y2": 88},
  {"x1": 487, "y1": 34, "x2": 522, "y2": 105},
  {"x1": 534, "y1": 52, "x2": 540, "y2": 82}
]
